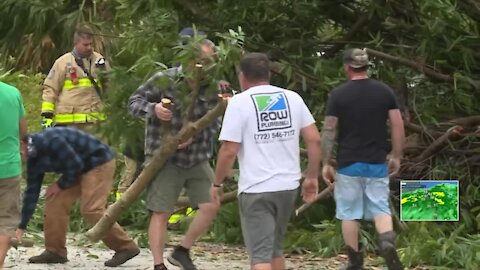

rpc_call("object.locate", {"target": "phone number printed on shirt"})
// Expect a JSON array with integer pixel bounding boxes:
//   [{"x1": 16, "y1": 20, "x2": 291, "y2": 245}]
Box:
[{"x1": 254, "y1": 130, "x2": 295, "y2": 143}]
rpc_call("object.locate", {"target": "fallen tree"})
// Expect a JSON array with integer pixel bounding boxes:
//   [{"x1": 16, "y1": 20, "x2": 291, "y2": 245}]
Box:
[{"x1": 87, "y1": 94, "x2": 229, "y2": 242}]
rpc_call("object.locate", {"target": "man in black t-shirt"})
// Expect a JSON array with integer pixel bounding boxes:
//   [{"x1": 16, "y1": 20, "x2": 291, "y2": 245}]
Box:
[{"x1": 321, "y1": 48, "x2": 405, "y2": 270}]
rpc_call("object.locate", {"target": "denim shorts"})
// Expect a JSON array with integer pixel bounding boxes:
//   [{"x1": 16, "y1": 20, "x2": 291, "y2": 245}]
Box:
[{"x1": 334, "y1": 173, "x2": 391, "y2": 220}]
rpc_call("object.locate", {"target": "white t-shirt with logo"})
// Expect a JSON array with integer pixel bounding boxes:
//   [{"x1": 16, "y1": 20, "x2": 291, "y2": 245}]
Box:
[{"x1": 219, "y1": 85, "x2": 315, "y2": 194}]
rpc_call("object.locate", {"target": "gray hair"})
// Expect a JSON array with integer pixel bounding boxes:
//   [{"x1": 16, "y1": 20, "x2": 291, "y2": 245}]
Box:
[{"x1": 74, "y1": 25, "x2": 94, "y2": 43}]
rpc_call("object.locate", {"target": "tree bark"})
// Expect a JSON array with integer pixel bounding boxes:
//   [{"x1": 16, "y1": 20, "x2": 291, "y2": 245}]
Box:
[
  {"x1": 366, "y1": 48, "x2": 453, "y2": 82},
  {"x1": 295, "y1": 185, "x2": 334, "y2": 216},
  {"x1": 86, "y1": 95, "x2": 228, "y2": 242},
  {"x1": 413, "y1": 126, "x2": 463, "y2": 162},
  {"x1": 176, "y1": 190, "x2": 238, "y2": 207},
  {"x1": 404, "y1": 121, "x2": 444, "y2": 138},
  {"x1": 447, "y1": 115, "x2": 480, "y2": 129}
]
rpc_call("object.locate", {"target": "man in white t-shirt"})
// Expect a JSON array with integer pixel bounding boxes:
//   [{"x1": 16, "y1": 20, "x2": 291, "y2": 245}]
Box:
[{"x1": 210, "y1": 53, "x2": 321, "y2": 270}]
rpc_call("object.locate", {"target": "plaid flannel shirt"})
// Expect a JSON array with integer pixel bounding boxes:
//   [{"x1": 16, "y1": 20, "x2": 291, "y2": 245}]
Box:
[
  {"x1": 128, "y1": 67, "x2": 222, "y2": 168},
  {"x1": 19, "y1": 127, "x2": 114, "y2": 229}
]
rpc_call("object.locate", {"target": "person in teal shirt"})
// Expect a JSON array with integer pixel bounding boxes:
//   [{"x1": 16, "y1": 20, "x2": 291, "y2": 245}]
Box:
[{"x1": 0, "y1": 81, "x2": 27, "y2": 268}]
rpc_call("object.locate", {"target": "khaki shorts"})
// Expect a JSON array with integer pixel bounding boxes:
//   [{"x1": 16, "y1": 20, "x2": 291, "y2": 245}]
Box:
[
  {"x1": 146, "y1": 160, "x2": 214, "y2": 213},
  {"x1": 0, "y1": 176, "x2": 21, "y2": 236}
]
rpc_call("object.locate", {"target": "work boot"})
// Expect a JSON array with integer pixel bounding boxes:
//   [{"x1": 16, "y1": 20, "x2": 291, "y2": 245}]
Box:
[
  {"x1": 378, "y1": 231, "x2": 404, "y2": 270},
  {"x1": 104, "y1": 247, "x2": 140, "y2": 267},
  {"x1": 341, "y1": 243, "x2": 364, "y2": 270},
  {"x1": 167, "y1": 245, "x2": 197, "y2": 270},
  {"x1": 28, "y1": 250, "x2": 68, "y2": 264}
]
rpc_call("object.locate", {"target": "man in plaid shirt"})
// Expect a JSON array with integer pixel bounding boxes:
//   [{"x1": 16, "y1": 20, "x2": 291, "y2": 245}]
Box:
[
  {"x1": 129, "y1": 66, "x2": 221, "y2": 167},
  {"x1": 16, "y1": 127, "x2": 139, "y2": 267},
  {"x1": 128, "y1": 34, "x2": 227, "y2": 270}
]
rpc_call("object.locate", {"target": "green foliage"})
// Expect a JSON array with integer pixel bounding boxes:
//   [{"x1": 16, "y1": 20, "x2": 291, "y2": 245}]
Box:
[
  {"x1": 398, "y1": 223, "x2": 480, "y2": 269},
  {"x1": 0, "y1": 66, "x2": 44, "y2": 133},
  {"x1": 0, "y1": 0, "x2": 114, "y2": 71},
  {"x1": 208, "y1": 202, "x2": 243, "y2": 244},
  {"x1": 284, "y1": 220, "x2": 344, "y2": 257},
  {"x1": 101, "y1": 25, "x2": 244, "y2": 150},
  {"x1": 115, "y1": 193, "x2": 150, "y2": 230}
]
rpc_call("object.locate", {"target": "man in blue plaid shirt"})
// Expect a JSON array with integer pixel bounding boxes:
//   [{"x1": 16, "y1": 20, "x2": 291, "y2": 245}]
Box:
[
  {"x1": 128, "y1": 31, "x2": 228, "y2": 270},
  {"x1": 16, "y1": 127, "x2": 139, "y2": 267}
]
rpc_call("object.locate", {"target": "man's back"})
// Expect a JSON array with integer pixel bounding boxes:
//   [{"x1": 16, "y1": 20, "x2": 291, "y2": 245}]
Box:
[
  {"x1": 326, "y1": 78, "x2": 398, "y2": 168},
  {"x1": 28, "y1": 127, "x2": 113, "y2": 174},
  {"x1": 0, "y1": 82, "x2": 25, "y2": 179},
  {"x1": 220, "y1": 85, "x2": 315, "y2": 194}
]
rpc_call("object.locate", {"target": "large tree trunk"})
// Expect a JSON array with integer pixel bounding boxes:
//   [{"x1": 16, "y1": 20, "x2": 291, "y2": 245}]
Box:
[{"x1": 86, "y1": 95, "x2": 228, "y2": 242}]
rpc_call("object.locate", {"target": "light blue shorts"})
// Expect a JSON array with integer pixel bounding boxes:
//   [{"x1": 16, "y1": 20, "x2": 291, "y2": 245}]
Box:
[{"x1": 334, "y1": 173, "x2": 391, "y2": 220}]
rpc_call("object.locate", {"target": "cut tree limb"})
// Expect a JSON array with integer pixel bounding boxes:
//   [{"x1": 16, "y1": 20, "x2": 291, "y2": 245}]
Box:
[
  {"x1": 447, "y1": 115, "x2": 480, "y2": 129},
  {"x1": 295, "y1": 186, "x2": 334, "y2": 216},
  {"x1": 404, "y1": 121, "x2": 444, "y2": 138},
  {"x1": 160, "y1": 98, "x2": 172, "y2": 137},
  {"x1": 86, "y1": 95, "x2": 228, "y2": 242},
  {"x1": 177, "y1": 190, "x2": 238, "y2": 207},
  {"x1": 413, "y1": 126, "x2": 463, "y2": 162},
  {"x1": 10, "y1": 238, "x2": 34, "y2": 248}
]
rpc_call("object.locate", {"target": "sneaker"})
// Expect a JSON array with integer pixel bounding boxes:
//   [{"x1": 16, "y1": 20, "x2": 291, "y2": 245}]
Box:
[
  {"x1": 167, "y1": 245, "x2": 197, "y2": 270},
  {"x1": 104, "y1": 247, "x2": 140, "y2": 267},
  {"x1": 28, "y1": 250, "x2": 68, "y2": 264}
]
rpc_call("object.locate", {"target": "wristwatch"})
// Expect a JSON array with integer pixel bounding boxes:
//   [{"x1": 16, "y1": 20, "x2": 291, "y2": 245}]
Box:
[{"x1": 213, "y1": 183, "x2": 223, "y2": 188}]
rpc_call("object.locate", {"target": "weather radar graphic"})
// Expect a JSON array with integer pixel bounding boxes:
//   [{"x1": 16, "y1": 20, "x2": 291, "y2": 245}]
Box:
[{"x1": 400, "y1": 180, "x2": 459, "y2": 221}]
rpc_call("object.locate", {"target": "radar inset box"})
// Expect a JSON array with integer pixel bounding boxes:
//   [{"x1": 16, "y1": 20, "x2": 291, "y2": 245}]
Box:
[{"x1": 400, "y1": 180, "x2": 459, "y2": 222}]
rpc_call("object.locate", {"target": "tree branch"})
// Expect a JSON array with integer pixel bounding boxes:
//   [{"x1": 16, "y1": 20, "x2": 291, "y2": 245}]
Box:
[
  {"x1": 86, "y1": 95, "x2": 229, "y2": 242},
  {"x1": 160, "y1": 98, "x2": 172, "y2": 137},
  {"x1": 176, "y1": 190, "x2": 237, "y2": 207},
  {"x1": 404, "y1": 121, "x2": 444, "y2": 138},
  {"x1": 366, "y1": 48, "x2": 454, "y2": 82},
  {"x1": 318, "y1": 40, "x2": 414, "y2": 49},
  {"x1": 325, "y1": 12, "x2": 370, "y2": 57},
  {"x1": 185, "y1": 69, "x2": 201, "y2": 123},
  {"x1": 269, "y1": 61, "x2": 319, "y2": 88},
  {"x1": 447, "y1": 115, "x2": 480, "y2": 129},
  {"x1": 295, "y1": 185, "x2": 334, "y2": 216},
  {"x1": 413, "y1": 126, "x2": 463, "y2": 162}
]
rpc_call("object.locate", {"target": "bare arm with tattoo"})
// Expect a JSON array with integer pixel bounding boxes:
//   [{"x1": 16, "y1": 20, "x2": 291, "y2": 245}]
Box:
[
  {"x1": 321, "y1": 116, "x2": 338, "y2": 165},
  {"x1": 320, "y1": 116, "x2": 337, "y2": 185}
]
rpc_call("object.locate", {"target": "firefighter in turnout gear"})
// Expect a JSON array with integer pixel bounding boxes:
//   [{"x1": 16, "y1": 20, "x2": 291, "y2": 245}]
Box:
[{"x1": 41, "y1": 25, "x2": 110, "y2": 130}]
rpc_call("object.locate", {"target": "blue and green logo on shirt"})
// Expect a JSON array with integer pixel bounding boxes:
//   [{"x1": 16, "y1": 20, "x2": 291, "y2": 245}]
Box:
[{"x1": 251, "y1": 92, "x2": 292, "y2": 131}]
